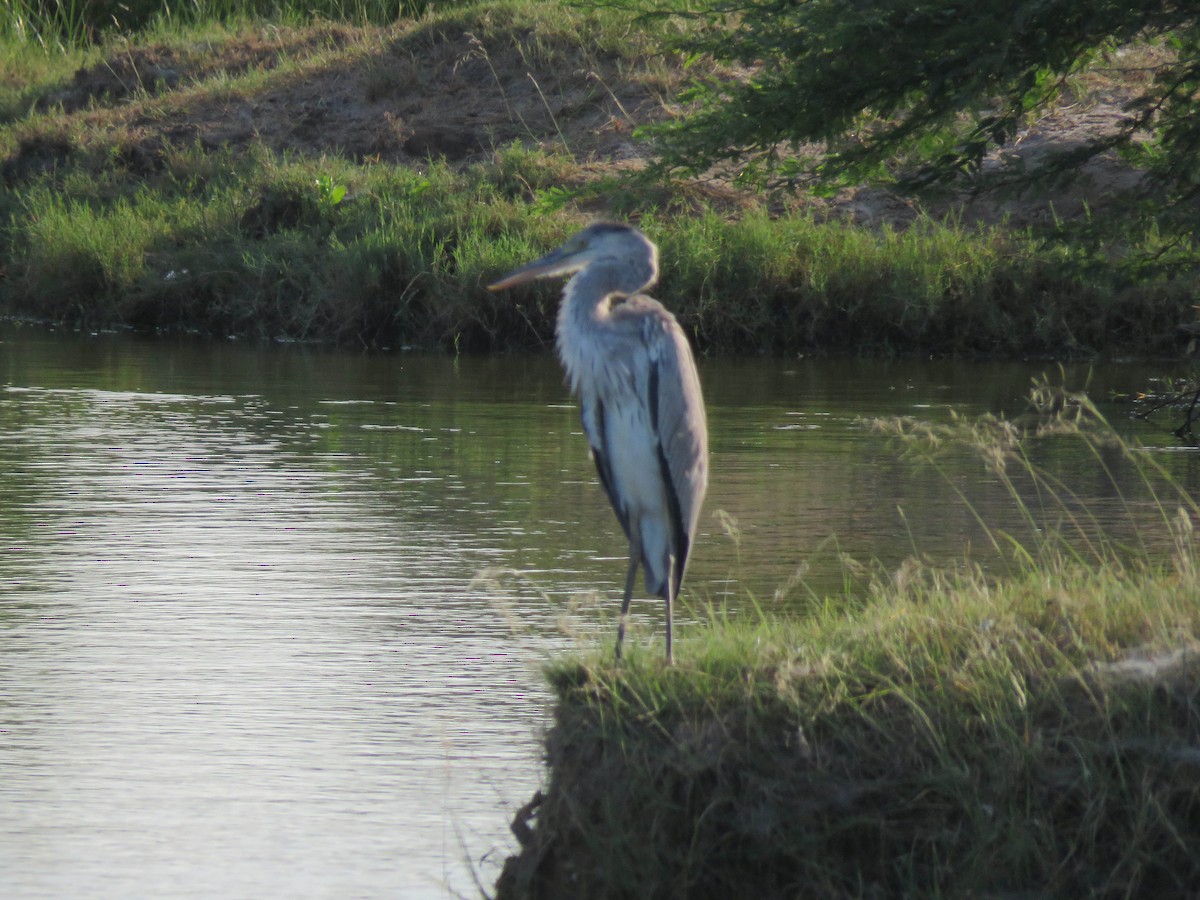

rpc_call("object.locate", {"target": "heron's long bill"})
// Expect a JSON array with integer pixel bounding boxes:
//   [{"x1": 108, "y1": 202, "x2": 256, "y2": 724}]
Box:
[{"x1": 487, "y1": 245, "x2": 579, "y2": 291}]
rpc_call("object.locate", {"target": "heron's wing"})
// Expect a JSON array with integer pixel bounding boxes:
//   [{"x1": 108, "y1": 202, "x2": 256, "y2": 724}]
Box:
[
  {"x1": 579, "y1": 394, "x2": 633, "y2": 543},
  {"x1": 643, "y1": 310, "x2": 709, "y2": 583}
]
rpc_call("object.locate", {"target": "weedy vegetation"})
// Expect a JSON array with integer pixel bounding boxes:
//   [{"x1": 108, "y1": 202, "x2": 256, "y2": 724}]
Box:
[
  {"x1": 1, "y1": 1, "x2": 1199, "y2": 354},
  {"x1": 498, "y1": 384, "x2": 1200, "y2": 898}
]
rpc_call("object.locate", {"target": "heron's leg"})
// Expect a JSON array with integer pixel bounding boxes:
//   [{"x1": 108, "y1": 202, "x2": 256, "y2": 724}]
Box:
[
  {"x1": 664, "y1": 557, "x2": 676, "y2": 665},
  {"x1": 615, "y1": 542, "x2": 640, "y2": 661}
]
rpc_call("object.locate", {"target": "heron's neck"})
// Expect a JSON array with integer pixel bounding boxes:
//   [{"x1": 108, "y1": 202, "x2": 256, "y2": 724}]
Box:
[
  {"x1": 560, "y1": 264, "x2": 621, "y2": 321},
  {"x1": 555, "y1": 263, "x2": 631, "y2": 394},
  {"x1": 559, "y1": 257, "x2": 653, "y2": 324}
]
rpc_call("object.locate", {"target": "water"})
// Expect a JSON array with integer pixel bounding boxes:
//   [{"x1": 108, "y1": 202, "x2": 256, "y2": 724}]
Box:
[{"x1": 1, "y1": 327, "x2": 1197, "y2": 897}]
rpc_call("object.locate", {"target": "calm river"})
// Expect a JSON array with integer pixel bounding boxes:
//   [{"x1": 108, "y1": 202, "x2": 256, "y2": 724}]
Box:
[{"x1": 1, "y1": 325, "x2": 1197, "y2": 897}]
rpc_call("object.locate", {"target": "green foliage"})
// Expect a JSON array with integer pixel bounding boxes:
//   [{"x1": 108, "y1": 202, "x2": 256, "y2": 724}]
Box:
[
  {"x1": 3, "y1": 0, "x2": 1200, "y2": 353},
  {"x1": 611, "y1": 0, "x2": 1200, "y2": 272},
  {"x1": 634, "y1": 0, "x2": 1185, "y2": 184},
  {"x1": 313, "y1": 174, "x2": 346, "y2": 211}
]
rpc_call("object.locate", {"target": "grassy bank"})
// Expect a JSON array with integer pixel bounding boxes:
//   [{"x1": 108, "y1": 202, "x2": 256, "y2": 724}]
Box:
[
  {"x1": 497, "y1": 400, "x2": 1200, "y2": 897},
  {"x1": 1, "y1": 2, "x2": 1198, "y2": 355}
]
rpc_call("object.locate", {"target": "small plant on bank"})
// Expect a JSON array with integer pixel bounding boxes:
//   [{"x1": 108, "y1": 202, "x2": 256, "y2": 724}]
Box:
[{"x1": 313, "y1": 174, "x2": 347, "y2": 212}]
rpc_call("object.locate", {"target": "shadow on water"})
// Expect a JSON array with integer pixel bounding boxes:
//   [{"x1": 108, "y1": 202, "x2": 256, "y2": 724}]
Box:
[{"x1": 2, "y1": 325, "x2": 1198, "y2": 895}]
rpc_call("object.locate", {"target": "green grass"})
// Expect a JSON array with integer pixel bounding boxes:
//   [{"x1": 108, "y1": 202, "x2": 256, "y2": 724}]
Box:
[
  {"x1": 0, "y1": 142, "x2": 558, "y2": 345},
  {"x1": 1, "y1": 135, "x2": 1194, "y2": 354},
  {"x1": 0, "y1": 0, "x2": 438, "y2": 48},
  {"x1": 498, "y1": 392, "x2": 1200, "y2": 898}
]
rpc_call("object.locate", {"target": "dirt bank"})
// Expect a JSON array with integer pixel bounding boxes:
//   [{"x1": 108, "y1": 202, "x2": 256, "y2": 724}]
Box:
[{"x1": 8, "y1": 11, "x2": 1162, "y2": 228}]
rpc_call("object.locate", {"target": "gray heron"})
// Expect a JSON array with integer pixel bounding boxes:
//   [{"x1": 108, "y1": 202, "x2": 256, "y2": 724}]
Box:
[{"x1": 488, "y1": 223, "x2": 708, "y2": 663}]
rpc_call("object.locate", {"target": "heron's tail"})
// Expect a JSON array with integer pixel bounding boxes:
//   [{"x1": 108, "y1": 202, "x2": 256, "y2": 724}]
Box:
[{"x1": 640, "y1": 518, "x2": 689, "y2": 600}]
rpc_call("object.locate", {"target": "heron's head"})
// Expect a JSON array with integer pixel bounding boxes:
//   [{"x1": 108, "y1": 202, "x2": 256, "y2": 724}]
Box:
[{"x1": 487, "y1": 222, "x2": 658, "y2": 294}]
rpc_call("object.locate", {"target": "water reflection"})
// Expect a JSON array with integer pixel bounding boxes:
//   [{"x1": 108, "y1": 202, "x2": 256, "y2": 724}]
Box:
[
  {"x1": 0, "y1": 350, "x2": 552, "y2": 898},
  {"x1": 1, "y1": 326, "x2": 1198, "y2": 897}
]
